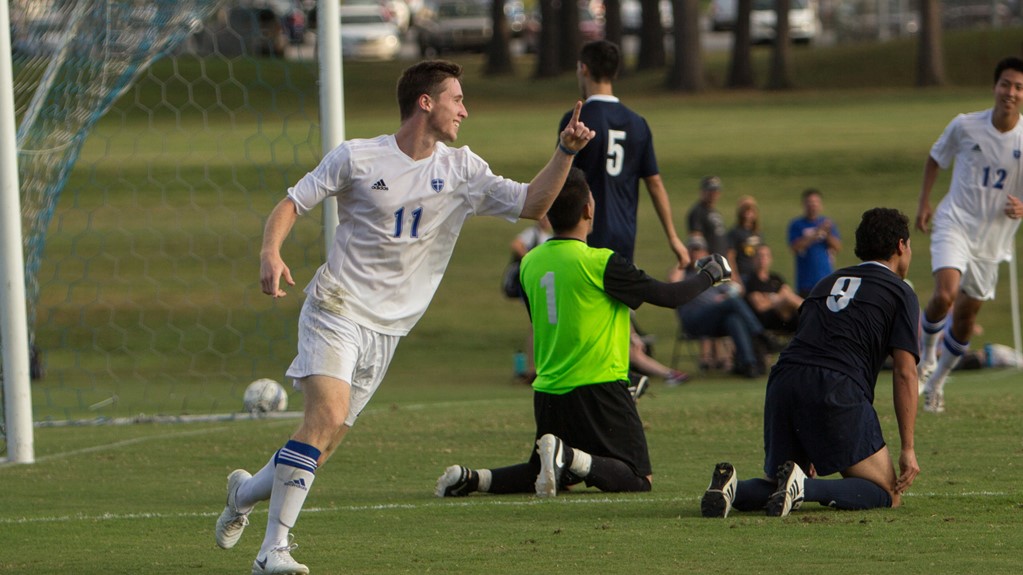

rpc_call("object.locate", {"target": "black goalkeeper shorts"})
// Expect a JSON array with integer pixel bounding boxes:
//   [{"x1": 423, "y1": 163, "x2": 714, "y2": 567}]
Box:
[{"x1": 530, "y1": 381, "x2": 651, "y2": 478}]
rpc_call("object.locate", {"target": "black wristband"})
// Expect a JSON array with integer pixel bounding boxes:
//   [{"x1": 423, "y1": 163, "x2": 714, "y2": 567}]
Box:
[{"x1": 558, "y1": 142, "x2": 577, "y2": 156}]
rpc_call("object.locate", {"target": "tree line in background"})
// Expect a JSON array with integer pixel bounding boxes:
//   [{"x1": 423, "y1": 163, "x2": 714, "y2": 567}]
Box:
[{"x1": 484, "y1": 0, "x2": 947, "y2": 89}]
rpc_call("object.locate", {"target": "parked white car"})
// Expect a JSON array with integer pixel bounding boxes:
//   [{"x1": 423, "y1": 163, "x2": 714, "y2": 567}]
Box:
[
  {"x1": 750, "y1": 0, "x2": 818, "y2": 44},
  {"x1": 340, "y1": 6, "x2": 403, "y2": 60}
]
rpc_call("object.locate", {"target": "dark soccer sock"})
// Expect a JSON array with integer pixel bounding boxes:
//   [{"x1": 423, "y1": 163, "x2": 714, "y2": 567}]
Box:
[
  {"x1": 803, "y1": 477, "x2": 892, "y2": 510},
  {"x1": 487, "y1": 463, "x2": 540, "y2": 494},
  {"x1": 732, "y1": 477, "x2": 775, "y2": 512},
  {"x1": 584, "y1": 456, "x2": 651, "y2": 492}
]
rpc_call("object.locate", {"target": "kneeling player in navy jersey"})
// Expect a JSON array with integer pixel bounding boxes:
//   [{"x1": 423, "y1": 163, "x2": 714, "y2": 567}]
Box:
[{"x1": 701, "y1": 207, "x2": 920, "y2": 517}]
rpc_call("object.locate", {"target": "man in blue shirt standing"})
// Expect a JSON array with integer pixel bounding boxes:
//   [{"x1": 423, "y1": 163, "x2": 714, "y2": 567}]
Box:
[{"x1": 788, "y1": 188, "x2": 842, "y2": 297}]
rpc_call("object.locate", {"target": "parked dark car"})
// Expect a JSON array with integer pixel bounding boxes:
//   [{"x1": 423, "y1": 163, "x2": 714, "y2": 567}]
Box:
[{"x1": 415, "y1": 0, "x2": 492, "y2": 56}]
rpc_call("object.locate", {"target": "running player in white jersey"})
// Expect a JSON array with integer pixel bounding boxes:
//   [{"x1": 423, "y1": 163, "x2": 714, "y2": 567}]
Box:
[
  {"x1": 916, "y1": 56, "x2": 1023, "y2": 414},
  {"x1": 213, "y1": 60, "x2": 595, "y2": 575}
]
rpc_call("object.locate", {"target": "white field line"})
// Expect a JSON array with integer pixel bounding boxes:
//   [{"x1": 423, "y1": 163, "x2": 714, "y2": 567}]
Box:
[
  {"x1": 0, "y1": 399, "x2": 519, "y2": 468},
  {"x1": 0, "y1": 491, "x2": 1010, "y2": 526}
]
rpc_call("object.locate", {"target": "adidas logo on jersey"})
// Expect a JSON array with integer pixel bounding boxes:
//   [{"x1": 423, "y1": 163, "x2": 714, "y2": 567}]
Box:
[{"x1": 371, "y1": 179, "x2": 389, "y2": 190}]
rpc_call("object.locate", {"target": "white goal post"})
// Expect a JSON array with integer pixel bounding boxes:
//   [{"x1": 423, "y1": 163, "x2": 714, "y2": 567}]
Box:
[{"x1": 0, "y1": 0, "x2": 34, "y2": 464}]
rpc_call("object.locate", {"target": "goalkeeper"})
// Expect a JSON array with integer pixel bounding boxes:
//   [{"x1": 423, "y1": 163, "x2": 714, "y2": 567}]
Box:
[{"x1": 436, "y1": 168, "x2": 729, "y2": 498}]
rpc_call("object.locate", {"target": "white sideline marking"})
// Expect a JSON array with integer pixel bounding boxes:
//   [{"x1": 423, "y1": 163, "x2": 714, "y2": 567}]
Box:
[{"x1": 0, "y1": 491, "x2": 1009, "y2": 526}]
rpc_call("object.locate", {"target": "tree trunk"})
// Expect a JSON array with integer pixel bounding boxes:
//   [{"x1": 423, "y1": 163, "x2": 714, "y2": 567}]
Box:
[
  {"x1": 604, "y1": 0, "x2": 624, "y2": 49},
  {"x1": 666, "y1": 0, "x2": 702, "y2": 91},
  {"x1": 726, "y1": 0, "x2": 754, "y2": 88},
  {"x1": 766, "y1": 0, "x2": 792, "y2": 90},
  {"x1": 917, "y1": 0, "x2": 946, "y2": 86},
  {"x1": 559, "y1": 0, "x2": 581, "y2": 71},
  {"x1": 636, "y1": 0, "x2": 666, "y2": 70},
  {"x1": 485, "y1": 0, "x2": 514, "y2": 76},
  {"x1": 535, "y1": 0, "x2": 561, "y2": 78}
]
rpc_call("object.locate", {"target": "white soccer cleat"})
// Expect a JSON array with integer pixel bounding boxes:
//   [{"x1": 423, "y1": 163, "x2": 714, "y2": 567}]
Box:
[
  {"x1": 215, "y1": 469, "x2": 252, "y2": 549},
  {"x1": 252, "y1": 534, "x2": 309, "y2": 575},
  {"x1": 923, "y1": 389, "x2": 945, "y2": 414},
  {"x1": 767, "y1": 461, "x2": 806, "y2": 517},
  {"x1": 701, "y1": 462, "x2": 738, "y2": 518},
  {"x1": 917, "y1": 360, "x2": 936, "y2": 394},
  {"x1": 435, "y1": 465, "x2": 475, "y2": 497},
  {"x1": 535, "y1": 434, "x2": 567, "y2": 498}
]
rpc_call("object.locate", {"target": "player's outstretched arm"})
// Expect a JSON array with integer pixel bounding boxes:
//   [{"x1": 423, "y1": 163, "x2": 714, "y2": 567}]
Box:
[
  {"x1": 260, "y1": 197, "x2": 299, "y2": 298},
  {"x1": 891, "y1": 348, "x2": 920, "y2": 497},
  {"x1": 521, "y1": 101, "x2": 595, "y2": 220}
]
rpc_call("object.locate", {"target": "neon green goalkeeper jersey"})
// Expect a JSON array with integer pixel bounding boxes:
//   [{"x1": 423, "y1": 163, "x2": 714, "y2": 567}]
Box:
[{"x1": 520, "y1": 238, "x2": 631, "y2": 394}]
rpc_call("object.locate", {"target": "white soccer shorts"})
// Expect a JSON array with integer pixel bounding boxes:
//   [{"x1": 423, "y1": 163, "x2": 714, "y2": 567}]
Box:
[
  {"x1": 929, "y1": 222, "x2": 1000, "y2": 301},
  {"x1": 286, "y1": 298, "x2": 400, "y2": 427}
]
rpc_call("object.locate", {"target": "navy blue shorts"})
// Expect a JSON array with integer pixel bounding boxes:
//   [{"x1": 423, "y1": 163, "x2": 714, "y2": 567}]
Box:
[
  {"x1": 762, "y1": 363, "x2": 885, "y2": 478},
  {"x1": 532, "y1": 381, "x2": 651, "y2": 478}
]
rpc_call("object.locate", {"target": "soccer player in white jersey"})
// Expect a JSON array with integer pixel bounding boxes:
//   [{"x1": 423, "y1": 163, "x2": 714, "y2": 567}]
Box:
[
  {"x1": 213, "y1": 60, "x2": 595, "y2": 575},
  {"x1": 915, "y1": 56, "x2": 1023, "y2": 414}
]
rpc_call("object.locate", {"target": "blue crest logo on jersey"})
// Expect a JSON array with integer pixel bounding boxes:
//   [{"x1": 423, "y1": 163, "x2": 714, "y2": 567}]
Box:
[
  {"x1": 431, "y1": 179, "x2": 444, "y2": 193},
  {"x1": 1015, "y1": 149, "x2": 1020, "y2": 159}
]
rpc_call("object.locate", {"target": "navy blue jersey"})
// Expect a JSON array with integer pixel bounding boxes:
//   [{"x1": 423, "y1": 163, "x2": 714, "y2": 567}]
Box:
[
  {"x1": 776, "y1": 262, "x2": 920, "y2": 402},
  {"x1": 559, "y1": 97, "x2": 658, "y2": 262}
]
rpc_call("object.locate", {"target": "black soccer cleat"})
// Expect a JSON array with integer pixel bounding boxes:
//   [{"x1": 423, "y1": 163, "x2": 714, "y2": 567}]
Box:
[{"x1": 701, "y1": 462, "x2": 738, "y2": 518}]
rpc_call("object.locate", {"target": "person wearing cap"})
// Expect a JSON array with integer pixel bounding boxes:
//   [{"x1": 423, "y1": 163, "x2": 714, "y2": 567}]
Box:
[{"x1": 688, "y1": 176, "x2": 729, "y2": 258}]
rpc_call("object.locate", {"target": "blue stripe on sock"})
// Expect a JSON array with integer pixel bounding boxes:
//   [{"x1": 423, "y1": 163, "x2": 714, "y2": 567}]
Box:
[
  {"x1": 941, "y1": 326, "x2": 969, "y2": 357},
  {"x1": 274, "y1": 440, "x2": 321, "y2": 474},
  {"x1": 920, "y1": 313, "x2": 946, "y2": 335}
]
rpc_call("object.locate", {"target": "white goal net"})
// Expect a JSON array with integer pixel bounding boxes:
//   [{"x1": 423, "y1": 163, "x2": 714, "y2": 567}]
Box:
[{"x1": 3, "y1": 0, "x2": 326, "y2": 437}]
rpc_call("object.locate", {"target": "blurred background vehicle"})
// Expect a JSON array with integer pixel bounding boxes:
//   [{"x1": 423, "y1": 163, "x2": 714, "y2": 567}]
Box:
[
  {"x1": 621, "y1": 0, "x2": 673, "y2": 35},
  {"x1": 750, "y1": 0, "x2": 819, "y2": 43},
  {"x1": 187, "y1": 0, "x2": 308, "y2": 57},
  {"x1": 709, "y1": 0, "x2": 738, "y2": 31},
  {"x1": 415, "y1": 0, "x2": 492, "y2": 56},
  {"x1": 708, "y1": 0, "x2": 818, "y2": 43},
  {"x1": 341, "y1": 4, "x2": 404, "y2": 59}
]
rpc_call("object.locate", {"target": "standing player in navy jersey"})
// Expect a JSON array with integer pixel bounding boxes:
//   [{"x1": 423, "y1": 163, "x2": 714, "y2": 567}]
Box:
[
  {"x1": 915, "y1": 56, "x2": 1023, "y2": 414},
  {"x1": 558, "y1": 40, "x2": 690, "y2": 387},
  {"x1": 213, "y1": 60, "x2": 595, "y2": 575},
  {"x1": 559, "y1": 40, "x2": 687, "y2": 268},
  {"x1": 701, "y1": 208, "x2": 920, "y2": 518}
]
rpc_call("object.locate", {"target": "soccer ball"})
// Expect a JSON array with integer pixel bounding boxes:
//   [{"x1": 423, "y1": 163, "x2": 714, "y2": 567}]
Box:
[{"x1": 243, "y1": 378, "x2": 288, "y2": 413}]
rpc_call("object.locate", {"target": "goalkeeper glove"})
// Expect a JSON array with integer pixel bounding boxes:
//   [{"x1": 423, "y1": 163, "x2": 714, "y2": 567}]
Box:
[{"x1": 696, "y1": 254, "x2": 732, "y2": 285}]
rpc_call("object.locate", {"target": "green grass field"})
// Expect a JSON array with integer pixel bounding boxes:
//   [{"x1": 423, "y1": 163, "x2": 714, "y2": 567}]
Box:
[
  {"x1": 3, "y1": 370, "x2": 1021, "y2": 573},
  {"x1": 4, "y1": 28, "x2": 1023, "y2": 573}
]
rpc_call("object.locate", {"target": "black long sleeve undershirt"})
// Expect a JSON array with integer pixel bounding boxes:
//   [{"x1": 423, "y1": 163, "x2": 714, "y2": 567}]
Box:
[{"x1": 602, "y1": 253, "x2": 714, "y2": 310}]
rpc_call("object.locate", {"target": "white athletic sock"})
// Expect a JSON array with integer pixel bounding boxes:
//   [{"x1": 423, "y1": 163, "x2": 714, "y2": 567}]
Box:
[
  {"x1": 928, "y1": 329, "x2": 968, "y2": 394},
  {"x1": 920, "y1": 313, "x2": 946, "y2": 366},
  {"x1": 569, "y1": 448, "x2": 592, "y2": 478},
  {"x1": 236, "y1": 454, "x2": 276, "y2": 512},
  {"x1": 261, "y1": 464, "x2": 316, "y2": 554},
  {"x1": 476, "y1": 469, "x2": 492, "y2": 492},
  {"x1": 260, "y1": 441, "x2": 320, "y2": 554}
]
